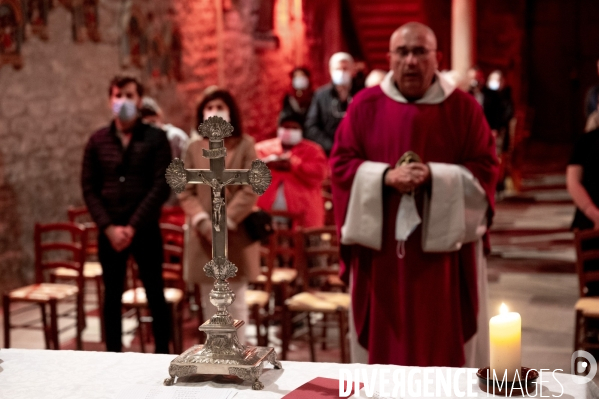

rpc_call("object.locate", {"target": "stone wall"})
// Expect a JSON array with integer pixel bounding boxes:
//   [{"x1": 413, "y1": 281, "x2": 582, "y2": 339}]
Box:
[
  {"x1": 0, "y1": 4, "x2": 125, "y2": 293},
  {"x1": 0, "y1": 0, "x2": 321, "y2": 297}
]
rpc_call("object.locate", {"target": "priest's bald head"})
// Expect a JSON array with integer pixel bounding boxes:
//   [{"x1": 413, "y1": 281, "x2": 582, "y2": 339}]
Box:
[{"x1": 389, "y1": 22, "x2": 441, "y2": 101}]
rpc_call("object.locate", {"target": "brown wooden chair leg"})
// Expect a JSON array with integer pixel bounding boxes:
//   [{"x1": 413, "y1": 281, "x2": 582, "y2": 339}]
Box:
[
  {"x1": 38, "y1": 303, "x2": 51, "y2": 349},
  {"x1": 338, "y1": 310, "x2": 348, "y2": 364},
  {"x1": 173, "y1": 302, "x2": 183, "y2": 354},
  {"x1": 574, "y1": 310, "x2": 583, "y2": 352},
  {"x1": 136, "y1": 308, "x2": 146, "y2": 353},
  {"x1": 3, "y1": 295, "x2": 10, "y2": 348},
  {"x1": 281, "y1": 305, "x2": 290, "y2": 360},
  {"x1": 262, "y1": 304, "x2": 270, "y2": 347},
  {"x1": 76, "y1": 294, "x2": 84, "y2": 350},
  {"x1": 251, "y1": 304, "x2": 262, "y2": 347},
  {"x1": 321, "y1": 313, "x2": 328, "y2": 350},
  {"x1": 96, "y1": 276, "x2": 105, "y2": 343},
  {"x1": 307, "y1": 312, "x2": 316, "y2": 362},
  {"x1": 49, "y1": 300, "x2": 59, "y2": 350}
]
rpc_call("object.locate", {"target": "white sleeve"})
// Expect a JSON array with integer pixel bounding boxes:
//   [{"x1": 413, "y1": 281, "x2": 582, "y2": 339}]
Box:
[
  {"x1": 421, "y1": 162, "x2": 488, "y2": 252},
  {"x1": 340, "y1": 161, "x2": 390, "y2": 250}
]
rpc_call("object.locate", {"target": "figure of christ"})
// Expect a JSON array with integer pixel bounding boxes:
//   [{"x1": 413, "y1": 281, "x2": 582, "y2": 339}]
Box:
[{"x1": 198, "y1": 173, "x2": 238, "y2": 232}]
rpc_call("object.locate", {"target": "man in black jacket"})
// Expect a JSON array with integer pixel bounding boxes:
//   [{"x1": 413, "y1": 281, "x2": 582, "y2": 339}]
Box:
[
  {"x1": 81, "y1": 76, "x2": 172, "y2": 353},
  {"x1": 304, "y1": 52, "x2": 363, "y2": 156}
]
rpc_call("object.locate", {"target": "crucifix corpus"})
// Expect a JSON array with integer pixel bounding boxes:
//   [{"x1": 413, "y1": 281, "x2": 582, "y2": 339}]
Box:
[{"x1": 163, "y1": 116, "x2": 282, "y2": 389}]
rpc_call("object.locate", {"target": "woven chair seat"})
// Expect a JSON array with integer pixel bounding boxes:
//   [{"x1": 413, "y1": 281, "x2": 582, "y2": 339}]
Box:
[
  {"x1": 9, "y1": 283, "x2": 79, "y2": 302},
  {"x1": 54, "y1": 261, "x2": 102, "y2": 279},
  {"x1": 245, "y1": 289, "x2": 270, "y2": 307},
  {"x1": 286, "y1": 291, "x2": 350, "y2": 313},
  {"x1": 576, "y1": 297, "x2": 599, "y2": 317},
  {"x1": 256, "y1": 268, "x2": 298, "y2": 285}
]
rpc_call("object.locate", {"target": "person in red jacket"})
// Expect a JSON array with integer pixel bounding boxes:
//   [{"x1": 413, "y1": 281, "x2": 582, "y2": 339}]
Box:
[{"x1": 255, "y1": 113, "x2": 328, "y2": 227}]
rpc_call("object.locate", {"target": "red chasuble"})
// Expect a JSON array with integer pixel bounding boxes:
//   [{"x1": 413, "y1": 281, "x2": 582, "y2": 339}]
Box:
[{"x1": 330, "y1": 85, "x2": 499, "y2": 367}]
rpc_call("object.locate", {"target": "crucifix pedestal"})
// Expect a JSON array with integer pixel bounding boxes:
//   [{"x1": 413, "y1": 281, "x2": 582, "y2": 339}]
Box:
[{"x1": 163, "y1": 116, "x2": 282, "y2": 389}]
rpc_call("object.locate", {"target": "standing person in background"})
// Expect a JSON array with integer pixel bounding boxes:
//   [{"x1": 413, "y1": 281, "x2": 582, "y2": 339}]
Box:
[
  {"x1": 81, "y1": 76, "x2": 171, "y2": 353},
  {"x1": 483, "y1": 70, "x2": 514, "y2": 194},
  {"x1": 466, "y1": 66, "x2": 485, "y2": 106},
  {"x1": 178, "y1": 87, "x2": 260, "y2": 343},
  {"x1": 255, "y1": 113, "x2": 328, "y2": 228},
  {"x1": 279, "y1": 67, "x2": 313, "y2": 125},
  {"x1": 567, "y1": 127, "x2": 599, "y2": 295},
  {"x1": 365, "y1": 69, "x2": 387, "y2": 88},
  {"x1": 140, "y1": 96, "x2": 189, "y2": 206},
  {"x1": 585, "y1": 60, "x2": 599, "y2": 119},
  {"x1": 140, "y1": 97, "x2": 189, "y2": 161},
  {"x1": 304, "y1": 52, "x2": 363, "y2": 156},
  {"x1": 483, "y1": 70, "x2": 514, "y2": 153}
]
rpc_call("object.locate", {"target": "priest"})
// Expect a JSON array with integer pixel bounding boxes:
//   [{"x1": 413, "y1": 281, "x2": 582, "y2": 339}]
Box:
[{"x1": 330, "y1": 22, "x2": 499, "y2": 367}]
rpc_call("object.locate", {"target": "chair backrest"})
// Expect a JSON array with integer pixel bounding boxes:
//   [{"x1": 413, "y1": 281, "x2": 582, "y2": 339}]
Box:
[
  {"x1": 268, "y1": 210, "x2": 301, "y2": 231},
  {"x1": 35, "y1": 222, "x2": 87, "y2": 288},
  {"x1": 160, "y1": 223, "x2": 185, "y2": 272},
  {"x1": 574, "y1": 228, "x2": 599, "y2": 297},
  {"x1": 67, "y1": 206, "x2": 98, "y2": 259},
  {"x1": 299, "y1": 226, "x2": 340, "y2": 292},
  {"x1": 258, "y1": 227, "x2": 303, "y2": 294},
  {"x1": 160, "y1": 206, "x2": 186, "y2": 227}
]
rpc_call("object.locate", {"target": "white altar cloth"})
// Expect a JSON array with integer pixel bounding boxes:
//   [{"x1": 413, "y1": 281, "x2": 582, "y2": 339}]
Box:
[{"x1": 1, "y1": 348, "x2": 598, "y2": 399}]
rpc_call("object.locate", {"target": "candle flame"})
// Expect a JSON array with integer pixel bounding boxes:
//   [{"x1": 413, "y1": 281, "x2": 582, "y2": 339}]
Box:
[{"x1": 500, "y1": 303, "x2": 509, "y2": 314}]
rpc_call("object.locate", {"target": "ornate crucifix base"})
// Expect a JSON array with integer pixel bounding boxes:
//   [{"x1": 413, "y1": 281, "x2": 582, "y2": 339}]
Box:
[
  {"x1": 164, "y1": 332, "x2": 282, "y2": 389},
  {"x1": 163, "y1": 279, "x2": 282, "y2": 389}
]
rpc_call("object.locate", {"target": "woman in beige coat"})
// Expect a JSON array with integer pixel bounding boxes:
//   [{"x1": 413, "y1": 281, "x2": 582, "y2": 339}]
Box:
[{"x1": 178, "y1": 87, "x2": 260, "y2": 342}]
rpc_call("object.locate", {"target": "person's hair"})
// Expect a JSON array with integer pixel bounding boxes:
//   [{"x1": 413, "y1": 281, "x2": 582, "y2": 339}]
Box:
[
  {"x1": 108, "y1": 75, "x2": 144, "y2": 98},
  {"x1": 278, "y1": 111, "x2": 304, "y2": 128},
  {"x1": 195, "y1": 86, "x2": 242, "y2": 137},
  {"x1": 329, "y1": 52, "x2": 354, "y2": 70},
  {"x1": 139, "y1": 97, "x2": 162, "y2": 118},
  {"x1": 289, "y1": 66, "x2": 311, "y2": 79}
]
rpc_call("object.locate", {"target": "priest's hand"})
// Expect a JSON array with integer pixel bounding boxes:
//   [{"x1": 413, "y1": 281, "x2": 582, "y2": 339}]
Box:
[{"x1": 385, "y1": 163, "x2": 430, "y2": 193}]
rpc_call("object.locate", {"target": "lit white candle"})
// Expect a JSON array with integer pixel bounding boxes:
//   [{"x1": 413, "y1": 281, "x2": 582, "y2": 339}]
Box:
[{"x1": 489, "y1": 303, "x2": 521, "y2": 382}]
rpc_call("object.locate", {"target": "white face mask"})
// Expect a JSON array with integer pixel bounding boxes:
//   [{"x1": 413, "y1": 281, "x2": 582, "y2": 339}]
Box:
[
  {"x1": 204, "y1": 110, "x2": 230, "y2": 122},
  {"x1": 277, "y1": 127, "x2": 302, "y2": 146},
  {"x1": 487, "y1": 80, "x2": 500, "y2": 91},
  {"x1": 112, "y1": 98, "x2": 138, "y2": 122},
  {"x1": 331, "y1": 70, "x2": 352, "y2": 86},
  {"x1": 395, "y1": 194, "x2": 421, "y2": 258},
  {"x1": 292, "y1": 75, "x2": 309, "y2": 90}
]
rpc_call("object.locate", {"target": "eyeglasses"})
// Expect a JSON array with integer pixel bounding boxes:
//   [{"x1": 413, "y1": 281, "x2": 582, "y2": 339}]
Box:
[{"x1": 389, "y1": 46, "x2": 436, "y2": 60}]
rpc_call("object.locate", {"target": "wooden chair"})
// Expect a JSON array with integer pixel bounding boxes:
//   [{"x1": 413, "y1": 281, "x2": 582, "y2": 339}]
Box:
[
  {"x1": 247, "y1": 210, "x2": 302, "y2": 345},
  {"x1": 573, "y1": 228, "x2": 599, "y2": 352},
  {"x1": 247, "y1": 226, "x2": 303, "y2": 346},
  {"x1": 121, "y1": 223, "x2": 186, "y2": 353},
  {"x1": 3, "y1": 222, "x2": 87, "y2": 350},
  {"x1": 51, "y1": 206, "x2": 105, "y2": 342},
  {"x1": 281, "y1": 226, "x2": 350, "y2": 363}
]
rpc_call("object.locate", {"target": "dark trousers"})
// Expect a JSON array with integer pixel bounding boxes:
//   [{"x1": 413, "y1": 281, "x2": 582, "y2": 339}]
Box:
[{"x1": 98, "y1": 225, "x2": 170, "y2": 353}]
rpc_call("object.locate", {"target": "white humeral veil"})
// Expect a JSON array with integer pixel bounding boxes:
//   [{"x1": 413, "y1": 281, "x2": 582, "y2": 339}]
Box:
[{"x1": 343, "y1": 161, "x2": 490, "y2": 366}]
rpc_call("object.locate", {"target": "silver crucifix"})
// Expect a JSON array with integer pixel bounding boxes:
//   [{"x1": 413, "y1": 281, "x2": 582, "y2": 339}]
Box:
[{"x1": 163, "y1": 116, "x2": 282, "y2": 389}]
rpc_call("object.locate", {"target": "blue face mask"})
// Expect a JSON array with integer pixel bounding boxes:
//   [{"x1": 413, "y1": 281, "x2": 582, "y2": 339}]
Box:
[{"x1": 112, "y1": 99, "x2": 138, "y2": 122}]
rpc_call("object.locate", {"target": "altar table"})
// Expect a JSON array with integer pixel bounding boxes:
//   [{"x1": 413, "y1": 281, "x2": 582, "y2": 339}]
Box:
[{"x1": 1, "y1": 349, "x2": 598, "y2": 398}]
